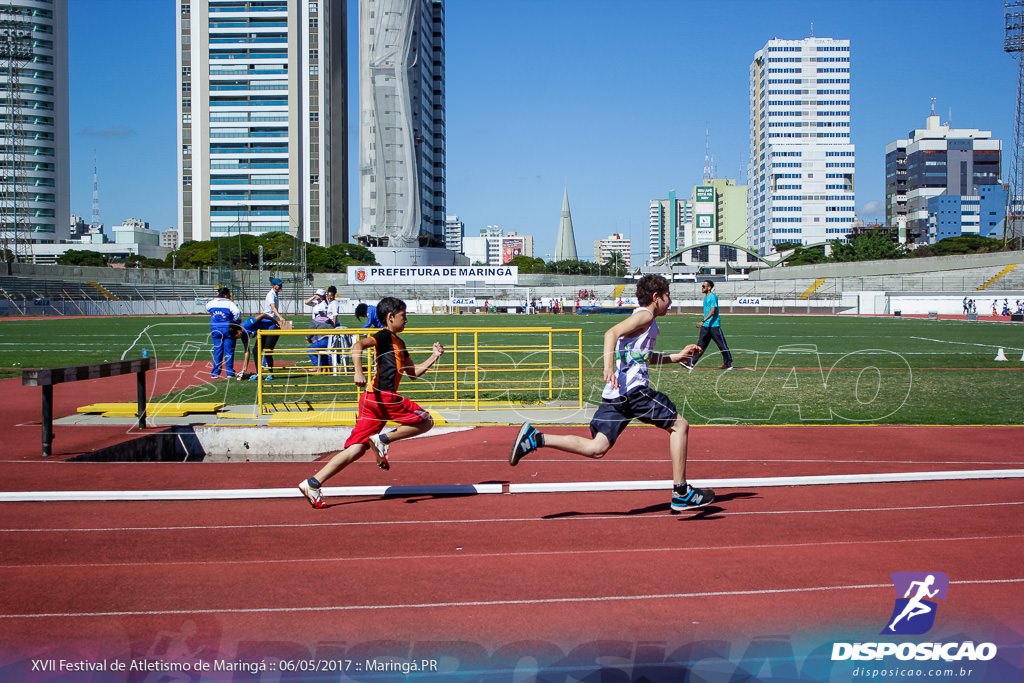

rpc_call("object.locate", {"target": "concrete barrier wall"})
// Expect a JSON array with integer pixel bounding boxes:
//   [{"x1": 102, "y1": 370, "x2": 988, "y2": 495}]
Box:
[{"x1": 749, "y1": 250, "x2": 1023, "y2": 280}]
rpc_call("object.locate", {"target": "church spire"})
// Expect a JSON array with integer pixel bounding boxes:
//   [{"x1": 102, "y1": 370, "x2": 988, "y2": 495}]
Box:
[{"x1": 554, "y1": 187, "x2": 577, "y2": 261}]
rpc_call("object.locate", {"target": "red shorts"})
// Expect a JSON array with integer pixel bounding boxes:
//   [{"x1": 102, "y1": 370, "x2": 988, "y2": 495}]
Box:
[{"x1": 344, "y1": 390, "x2": 431, "y2": 448}]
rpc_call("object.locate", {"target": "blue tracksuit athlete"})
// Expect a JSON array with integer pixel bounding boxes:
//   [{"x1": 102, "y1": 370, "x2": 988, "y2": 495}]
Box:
[{"x1": 207, "y1": 295, "x2": 242, "y2": 377}]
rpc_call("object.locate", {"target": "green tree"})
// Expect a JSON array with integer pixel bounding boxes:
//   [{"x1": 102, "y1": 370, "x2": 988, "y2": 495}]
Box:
[
  {"x1": 125, "y1": 254, "x2": 170, "y2": 269},
  {"x1": 306, "y1": 242, "x2": 377, "y2": 272},
  {"x1": 56, "y1": 249, "x2": 108, "y2": 267},
  {"x1": 830, "y1": 231, "x2": 905, "y2": 262},
  {"x1": 783, "y1": 245, "x2": 828, "y2": 266},
  {"x1": 507, "y1": 255, "x2": 546, "y2": 273},
  {"x1": 169, "y1": 239, "x2": 219, "y2": 268},
  {"x1": 910, "y1": 235, "x2": 1004, "y2": 257},
  {"x1": 601, "y1": 251, "x2": 629, "y2": 277}
]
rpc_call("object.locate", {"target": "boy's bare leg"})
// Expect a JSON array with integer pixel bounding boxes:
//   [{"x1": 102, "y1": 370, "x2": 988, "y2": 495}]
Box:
[
  {"x1": 541, "y1": 432, "x2": 611, "y2": 459},
  {"x1": 381, "y1": 418, "x2": 434, "y2": 444},
  {"x1": 312, "y1": 443, "x2": 368, "y2": 486},
  {"x1": 667, "y1": 414, "x2": 690, "y2": 486}
]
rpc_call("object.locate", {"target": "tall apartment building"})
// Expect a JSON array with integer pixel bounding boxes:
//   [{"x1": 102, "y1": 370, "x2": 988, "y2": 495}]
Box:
[
  {"x1": 649, "y1": 191, "x2": 691, "y2": 264},
  {"x1": 885, "y1": 111, "x2": 1001, "y2": 244},
  {"x1": 357, "y1": 0, "x2": 445, "y2": 251},
  {"x1": 748, "y1": 37, "x2": 856, "y2": 255},
  {"x1": 0, "y1": 0, "x2": 69, "y2": 260},
  {"x1": 692, "y1": 179, "x2": 748, "y2": 246},
  {"x1": 594, "y1": 233, "x2": 631, "y2": 268},
  {"x1": 443, "y1": 214, "x2": 463, "y2": 253},
  {"x1": 177, "y1": 0, "x2": 348, "y2": 245},
  {"x1": 462, "y1": 226, "x2": 501, "y2": 265},
  {"x1": 161, "y1": 228, "x2": 180, "y2": 249}
]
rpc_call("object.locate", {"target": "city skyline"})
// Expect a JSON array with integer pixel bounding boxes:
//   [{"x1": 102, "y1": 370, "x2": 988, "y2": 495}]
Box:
[{"x1": 69, "y1": 0, "x2": 1017, "y2": 263}]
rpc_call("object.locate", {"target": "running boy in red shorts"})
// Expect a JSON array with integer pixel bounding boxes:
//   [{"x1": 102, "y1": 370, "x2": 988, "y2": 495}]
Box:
[{"x1": 298, "y1": 296, "x2": 444, "y2": 508}]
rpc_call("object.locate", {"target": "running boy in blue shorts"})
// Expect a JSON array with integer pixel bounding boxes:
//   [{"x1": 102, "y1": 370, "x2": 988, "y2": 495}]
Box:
[
  {"x1": 298, "y1": 296, "x2": 445, "y2": 508},
  {"x1": 509, "y1": 274, "x2": 714, "y2": 512}
]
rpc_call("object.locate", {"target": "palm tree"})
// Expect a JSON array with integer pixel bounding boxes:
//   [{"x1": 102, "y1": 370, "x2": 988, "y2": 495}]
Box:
[{"x1": 603, "y1": 251, "x2": 628, "y2": 277}]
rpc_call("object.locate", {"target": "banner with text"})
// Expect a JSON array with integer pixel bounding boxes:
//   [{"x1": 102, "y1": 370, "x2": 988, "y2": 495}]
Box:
[{"x1": 348, "y1": 265, "x2": 519, "y2": 286}]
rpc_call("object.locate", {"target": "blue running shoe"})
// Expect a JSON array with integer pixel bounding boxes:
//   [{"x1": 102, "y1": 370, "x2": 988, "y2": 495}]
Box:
[
  {"x1": 510, "y1": 422, "x2": 541, "y2": 466},
  {"x1": 671, "y1": 483, "x2": 715, "y2": 512},
  {"x1": 264, "y1": 374, "x2": 274, "y2": 382}
]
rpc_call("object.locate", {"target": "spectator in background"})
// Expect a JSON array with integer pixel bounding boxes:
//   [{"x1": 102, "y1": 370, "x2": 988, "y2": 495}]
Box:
[
  {"x1": 325, "y1": 286, "x2": 352, "y2": 371},
  {"x1": 306, "y1": 287, "x2": 334, "y2": 368},
  {"x1": 231, "y1": 313, "x2": 269, "y2": 380},
  {"x1": 355, "y1": 302, "x2": 383, "y2": 329},
  {"x1": 261, "y1": 277, "x2": 287, "y2": 378},
  {"x1": 689, "y1": 280, "x2": 733, "y2": 370},
  {"x1": 206, "y1": 287, "x2": 241, "y2": 379}
]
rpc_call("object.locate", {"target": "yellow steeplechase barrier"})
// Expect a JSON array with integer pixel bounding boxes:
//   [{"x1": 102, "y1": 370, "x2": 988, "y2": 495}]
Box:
[
  {"x1": 254, "y1": 327, "x2": 584, "y2": 416},
  {"x1": 976, "y1": 264, "x2": 1018, "y2": 291},
  {"x1": 798, "y1": 277, "x2": 827, "y2": 300}
]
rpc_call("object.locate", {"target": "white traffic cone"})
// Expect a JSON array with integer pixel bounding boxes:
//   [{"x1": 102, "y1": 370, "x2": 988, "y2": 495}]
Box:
[{"x1": 994, "y1": 347, "x2": 1008, "y2": 362}]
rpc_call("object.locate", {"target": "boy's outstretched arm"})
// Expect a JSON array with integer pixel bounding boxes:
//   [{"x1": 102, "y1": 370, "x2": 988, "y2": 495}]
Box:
[
  {"x1": 407, "y1": 342, "x2": 445, "y2": 379},
  {"x1": 653, "y1": 344, "x2": 704, "y2": 366}
]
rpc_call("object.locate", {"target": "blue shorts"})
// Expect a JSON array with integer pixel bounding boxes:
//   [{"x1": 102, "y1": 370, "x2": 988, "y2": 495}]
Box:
[{"x1": 589, "y1": 386, "x2": 679, "y2": 448}]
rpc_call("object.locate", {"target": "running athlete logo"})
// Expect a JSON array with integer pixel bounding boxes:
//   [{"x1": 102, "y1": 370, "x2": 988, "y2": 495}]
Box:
[{"x1": 881, "y1": 572, "x2": 949, "y2": 635}]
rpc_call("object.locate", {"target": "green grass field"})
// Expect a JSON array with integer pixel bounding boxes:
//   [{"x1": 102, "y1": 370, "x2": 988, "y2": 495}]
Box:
[{"x1": 2, "y1": 312, "x2": 1022, "y2": 425}]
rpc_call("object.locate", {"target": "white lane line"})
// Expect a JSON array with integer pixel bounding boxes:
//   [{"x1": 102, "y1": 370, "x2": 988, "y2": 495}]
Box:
[
  {"x1": 3, "y1": 534, "x2": 1020, "y2": 570},
  {"x1": 2, "y1": 579, "x2": 1022, "y2": 620},
  {"x1": 2, "y1": 501, "x2": 1023, "y2": 534},
  {"x1": 910, "y1": 336, "x2": 1023, "y2": 352},
  {"x1": 512, "y1": 469, "x2": 1024, "y2": 493},
  {"x1": 1, "y1": 468, "x2": 1022, "y2": 503},
  {"x1": 0, "y1": 483, "x2": 503, "y2": 502}
]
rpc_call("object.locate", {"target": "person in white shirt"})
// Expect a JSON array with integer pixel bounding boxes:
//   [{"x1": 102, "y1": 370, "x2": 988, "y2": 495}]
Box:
[{"x1": 260, "y1": 277, "x2": 286, "y2": 377}]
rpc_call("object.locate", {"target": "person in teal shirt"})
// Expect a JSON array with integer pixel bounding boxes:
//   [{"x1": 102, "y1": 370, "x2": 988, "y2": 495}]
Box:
[{"x1": 688, "y1": 280, "x2": 733, "y2": 370}]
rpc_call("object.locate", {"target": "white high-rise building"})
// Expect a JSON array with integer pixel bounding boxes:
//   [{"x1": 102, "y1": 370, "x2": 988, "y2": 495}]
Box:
[
  {"x1": 358, "y1": 0, "x2": 446, "y2": 251},
  {"x1": 177, "y1": 0, "x2": 349, "y2": 245},
  {"x1": 649, "y1": 192, "x2": 691, "y2": 264},
  {"x1": 748, "y1": 37, "x2": 855, "y2": 255},
  {"x1": 444, "y1": 214, "x2": 464, "y2": 253},
  {"x1": 595, "y1": 233, "x2": 631, "y2": 268},
  {"x1": 0, "y1": 0, "x2": 69, "y2": 259}
]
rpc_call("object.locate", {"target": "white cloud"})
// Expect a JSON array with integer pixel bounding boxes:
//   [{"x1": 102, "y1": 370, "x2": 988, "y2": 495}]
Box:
[{"x1": 859, "y1": 200, "x2": 884, "y2": 218}]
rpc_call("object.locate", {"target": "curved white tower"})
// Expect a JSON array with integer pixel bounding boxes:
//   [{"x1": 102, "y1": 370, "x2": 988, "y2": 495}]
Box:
[{"x1": 358, "y1": 0, "x2": 445, "y2": 252}]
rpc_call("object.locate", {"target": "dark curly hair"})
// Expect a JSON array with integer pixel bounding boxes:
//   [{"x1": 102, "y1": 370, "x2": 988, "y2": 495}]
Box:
[{"x1": 635, "y1": 274, "x2": 670, "y2": 306}]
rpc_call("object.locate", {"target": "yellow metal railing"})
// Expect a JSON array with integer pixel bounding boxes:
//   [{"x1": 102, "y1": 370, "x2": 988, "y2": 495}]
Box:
[{"x1": 255, "y1": 326, "x2": 584, "y2": 414}]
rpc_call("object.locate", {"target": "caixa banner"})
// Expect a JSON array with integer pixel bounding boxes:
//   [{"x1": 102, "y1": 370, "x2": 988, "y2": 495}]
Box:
[{"x1": 348, "y1": 265, "x2": 519, "y2": 285}]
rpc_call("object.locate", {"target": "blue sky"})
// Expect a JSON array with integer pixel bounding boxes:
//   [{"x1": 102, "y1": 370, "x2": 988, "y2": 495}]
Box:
[{"x1": 69, "y1": 0, "x2": 1016, "y2": 262}]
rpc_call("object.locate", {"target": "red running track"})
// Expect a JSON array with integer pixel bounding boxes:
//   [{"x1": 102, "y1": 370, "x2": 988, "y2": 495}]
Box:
[{"x1": 1, "y1": 425, "x2": 1023, "y2": 681}]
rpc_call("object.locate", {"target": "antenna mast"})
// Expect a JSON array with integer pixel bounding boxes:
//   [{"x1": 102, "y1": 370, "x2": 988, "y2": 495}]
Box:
[
  {"x1": 703, "y1": 123, "x2": 712, "y2": 183},
  {"x1": 91, "y1": 150, "x2": 101, "y2": 229},
  {"x1": 1006, "y1": 1, "x2": 1024, "y2": 247}
]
